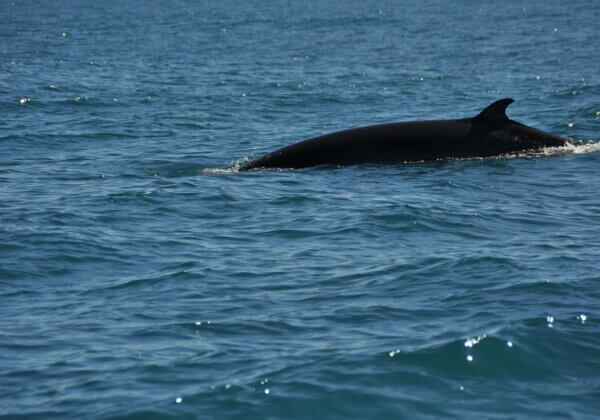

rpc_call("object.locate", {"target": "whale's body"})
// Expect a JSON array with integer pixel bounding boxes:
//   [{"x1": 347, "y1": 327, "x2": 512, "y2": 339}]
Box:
[{"x1": 240, "y1": 99, "x2": 569, "y2": 170}]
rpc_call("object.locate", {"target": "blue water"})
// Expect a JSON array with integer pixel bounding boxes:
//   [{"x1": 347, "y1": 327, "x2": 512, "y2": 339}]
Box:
[{"x1": 2, "y1": 0, "x2": 600, "y2": 418}]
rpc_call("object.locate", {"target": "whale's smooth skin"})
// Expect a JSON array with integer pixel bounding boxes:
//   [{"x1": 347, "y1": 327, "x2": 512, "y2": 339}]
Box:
[{"x1": 239, "y1": 98, "x2": 570, "y2": 170}]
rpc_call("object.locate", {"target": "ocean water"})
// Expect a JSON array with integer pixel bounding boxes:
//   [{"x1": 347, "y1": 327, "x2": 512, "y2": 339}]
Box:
[{"x1": 2, "y1": 0, "x2": 600, "y2": 418}]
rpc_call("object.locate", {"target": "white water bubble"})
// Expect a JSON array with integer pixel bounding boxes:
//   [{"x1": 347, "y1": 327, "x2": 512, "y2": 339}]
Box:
[
  {"x1": 464, "y1": 335, "x2": 485, "y2": 348},
  {"x1": 466, "y1": 355, "x2": 473, "y2": 362},
  {"x1": 175, "y1": 397, "x2": 182, "y2": 404},
  {"x1": 264, "y1": 388, "x2": 270, "y2": 395},
  {"x1": 507, "y1": 341, "x2": 513, "y2": 347}
]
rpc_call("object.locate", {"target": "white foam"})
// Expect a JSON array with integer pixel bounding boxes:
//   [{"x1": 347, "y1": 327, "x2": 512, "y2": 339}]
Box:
[
  {"x1": 201, "y1": 167, "x2": 238, "y2": 174},
  {"x1": 203, "y1": 155, "x2": 258, "y2": 173},
  {"x1": 451, "y1": 140, "x2": 600, "y2": 162},
  {"x1": 566, "y1": 141, "x2": 600, "y2": 154},
  {"x1": 532, "y1": 141, "x2": 600, "y2": 157}
]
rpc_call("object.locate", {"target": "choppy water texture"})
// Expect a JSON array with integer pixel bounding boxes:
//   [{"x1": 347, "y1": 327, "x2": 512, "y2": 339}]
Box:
[{"x1": 2, "y1": 0, "x2": 600, "y2": 418}]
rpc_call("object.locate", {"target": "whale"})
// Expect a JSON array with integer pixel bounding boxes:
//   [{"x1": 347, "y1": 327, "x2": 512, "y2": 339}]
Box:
[{"x1": 239, "y1": 98, "x2": 570, "y2": 170}]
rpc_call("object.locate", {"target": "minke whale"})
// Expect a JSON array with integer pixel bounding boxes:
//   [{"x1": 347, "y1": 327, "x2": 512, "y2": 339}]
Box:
[{"x1": 239, "y1": 98, "x2": 570, "y2": 170}]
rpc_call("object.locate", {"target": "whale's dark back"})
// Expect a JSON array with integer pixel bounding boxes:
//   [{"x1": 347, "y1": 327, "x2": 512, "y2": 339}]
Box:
[
  {"x1": 245, "y1": 119, "x2": 473, "y2": 169},
  {"x1": 240, "y1": 99, "x2": 569, "y2": 170}
]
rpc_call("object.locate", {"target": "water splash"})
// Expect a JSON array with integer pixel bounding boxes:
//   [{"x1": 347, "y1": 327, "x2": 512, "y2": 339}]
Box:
[
  {"x1": 202, "y1": 167, "x2": 241, "y2": 174},
  {"x1": 532, "y1": 140, "x2": 600, "y2": 157}
]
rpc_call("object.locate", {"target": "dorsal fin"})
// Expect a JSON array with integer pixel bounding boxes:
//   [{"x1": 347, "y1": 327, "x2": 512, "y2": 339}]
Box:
[{"x1": 474, "y1": 98, "x2": 514, "y2": 123}]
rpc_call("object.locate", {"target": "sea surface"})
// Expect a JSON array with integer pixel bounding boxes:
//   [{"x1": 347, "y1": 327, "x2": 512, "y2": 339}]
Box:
[{"x1": 2, "y1": 0, "x2": 600, "y2": 418}]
